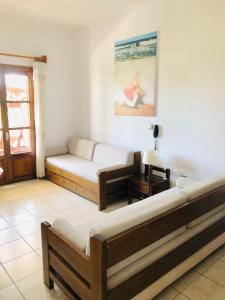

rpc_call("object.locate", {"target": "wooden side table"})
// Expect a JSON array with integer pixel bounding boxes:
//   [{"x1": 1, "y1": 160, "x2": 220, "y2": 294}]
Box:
[{"x1": 128, "y1": 166, "x2": 170, "y2": 204}]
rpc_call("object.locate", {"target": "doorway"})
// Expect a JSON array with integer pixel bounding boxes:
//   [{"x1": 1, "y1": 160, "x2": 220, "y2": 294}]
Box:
[{"x1": 0, "y1": 64, "x2": 36, "y2": 185}]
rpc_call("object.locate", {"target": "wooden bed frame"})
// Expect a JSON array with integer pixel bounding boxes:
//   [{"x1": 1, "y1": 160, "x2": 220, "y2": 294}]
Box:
[
  {"x1": 45, "y1": 152, "x2": 141, "y2": 210},
  {"x1": 42, "y1": 186, "x2": 225, "y2": 299}
]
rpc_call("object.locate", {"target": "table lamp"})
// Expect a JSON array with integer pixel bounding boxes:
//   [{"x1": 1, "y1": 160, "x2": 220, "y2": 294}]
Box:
[{"x1": 142, "y1": 150, "x2": 161, "y2": 178}]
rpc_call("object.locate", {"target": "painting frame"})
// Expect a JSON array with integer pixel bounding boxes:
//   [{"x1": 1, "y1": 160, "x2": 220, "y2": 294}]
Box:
[{"x1": 114, "y1": 31, "x2": 158, "y2": 117}]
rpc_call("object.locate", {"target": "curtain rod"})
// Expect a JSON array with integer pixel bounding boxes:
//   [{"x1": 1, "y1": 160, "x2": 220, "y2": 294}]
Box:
[{"x1": 0, "y1": 52, "x2": 47, "y2": 63}]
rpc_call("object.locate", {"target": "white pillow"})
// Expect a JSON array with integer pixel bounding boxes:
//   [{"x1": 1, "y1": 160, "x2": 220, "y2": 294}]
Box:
[
  {"x1": 45, "y1": 146, "x2": 68, "y2": 157},
  {"x1": 93, "y1": 143, "x2": 134, "y2": 166},
  {"x1": 68, "y1": 137, "x2": 97, "y2": 161}
]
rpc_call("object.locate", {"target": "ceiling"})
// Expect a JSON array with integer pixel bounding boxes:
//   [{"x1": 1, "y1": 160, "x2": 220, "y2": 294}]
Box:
[{"x1": 0, "y1": 0, "x2": 146, "y2": 27}]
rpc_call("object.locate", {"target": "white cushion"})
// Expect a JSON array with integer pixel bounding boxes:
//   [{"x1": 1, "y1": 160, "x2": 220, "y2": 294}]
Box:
[
  {"x1": 46, "y1": 154, "x2": 102, "y2": 183},
  {"x1": 93, "y1": 143, "x2": 134, "y2": 167},
  {"x1": 107, "y1": 207, "x2": 225, "y2": 289},
  {"x1": 187, "y1": 203, "x2": 225, "y2": 228},
  {"x1": 52, "y1": 219, "x2": 88, "y2": 252},
  {"x1": 87, "y1": 188, "x2": 187, "y2": 254},
  {"x1": 45, "y1": 146, "x2": 68, "y2": 157},
  {"x1": 181, "y1": 173, "x2": 225, "y2": 202},
  {"x1": 68, "y1": 137, "x2": 97, "y2": 161}
]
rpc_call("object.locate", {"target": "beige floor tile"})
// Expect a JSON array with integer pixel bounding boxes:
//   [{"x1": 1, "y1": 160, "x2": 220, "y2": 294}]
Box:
[
  {"x1": 193, "y1": 254, "x2": 217, "y2": 274},
  {"x1": 14, "y1": 220, "x2": 41, "y2": 237},
  {"x1": 3, "y1": 252, "x2": 42, "y2": 282},
  {"x1": 174, "y1": 294, "x2": 190, "y2": 300},
  {"x1": 0, "y1": 227, "x2": 20, "y2": 246},
  {"x1": 0, "y1": 284, "x2": 24, "y2": 300},
  {"x1": 183, "y1": 275, "x2": 225, "y2": 300},
  {"x1": 36, "y1": 249, "x2": 43, "y2": 257},
  {"x1": 5, "y1": 211, "x2": 35, "y2": 226},
  {"x1": 0, "y1": 239, "x2": 33, "y2": 263},
  {"x1": 61, "y1": 206, "x2": 92, "y2": 219},
  {"x1": 24, "y1": 232, "x2": 42, "y2": 250},
  {"x1": 204, "y1": 260, "x2": 225, "y2": 287},
  {"x1": 219, "y1": 254, "x2": 225, "y2": 263},
  {"x1": 154, "y1": 286, "x2": 179, "y2": 299},
  {"x1": 46, "y1": 291, "x2": 70, "y2": 299},
  {"x1": 0, "y1": 265, "x2": 12, "y2": 288},
  {"x1": 26, "y1": 205, "x2": 58, "y2": 218},
  {"x1": 0, "y1": 205, "x2": 26, "y2": 217},
  {"x1": 39, "y1": 212, "x2": 64, "y2": 224},
  {"x1": 0, "y1": 217, "x2": 10, "y2": 230},
  {"x1": 213, "y1": 244, "x2": 225, "y2": 259},
  {"x1": 17, "y1": 271, "x2": 56, "y2": 300},
  {"x1": 172, "y1": 270, "x2": 200, "y2": 292}
]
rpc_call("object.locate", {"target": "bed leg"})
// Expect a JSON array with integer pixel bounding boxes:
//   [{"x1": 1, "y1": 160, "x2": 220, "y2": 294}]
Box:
[
  {"x1": 98, "y1": 173, "x2": 107, "y2": 211},
  {"x1": 41, "y1": 222, "x2": 54, "y2": 289},
  {"x1": 99, "y1": 201, "x2": 106, "y2": 211}
]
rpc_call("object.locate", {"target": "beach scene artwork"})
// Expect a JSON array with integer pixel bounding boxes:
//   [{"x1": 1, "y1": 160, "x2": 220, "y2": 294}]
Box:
[{"x1": 114, "y1": 31, "x2": 158, "y2": 116}]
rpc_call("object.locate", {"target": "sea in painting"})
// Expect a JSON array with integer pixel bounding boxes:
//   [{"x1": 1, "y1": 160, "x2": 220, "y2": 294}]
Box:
[{"x1": 114, "y1": 32, "x2": 158, "y2": 116}]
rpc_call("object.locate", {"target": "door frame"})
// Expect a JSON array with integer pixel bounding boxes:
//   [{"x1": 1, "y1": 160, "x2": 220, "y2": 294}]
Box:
[{"x1": 0, "y1": 64, "x2": 36, "y2": 185}]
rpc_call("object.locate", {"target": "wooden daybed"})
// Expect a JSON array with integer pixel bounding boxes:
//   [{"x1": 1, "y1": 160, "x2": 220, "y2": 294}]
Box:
[
  {"x1": 42, "y1": 174, "x2": 225, "y2": 299},
  {"x1": 45, "y1": 137, "x2": 140, "y2": 210}
]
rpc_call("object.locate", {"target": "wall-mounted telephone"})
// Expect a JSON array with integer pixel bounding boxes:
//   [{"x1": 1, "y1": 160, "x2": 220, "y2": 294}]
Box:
[{"x1": 153, "y1": 125, "x2": 159, "y2": 150}]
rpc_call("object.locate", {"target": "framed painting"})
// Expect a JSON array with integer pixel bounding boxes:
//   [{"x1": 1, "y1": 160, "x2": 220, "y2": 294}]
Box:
[{"x1": 114, "y1": 31, "x2": 158, "y2": 116}]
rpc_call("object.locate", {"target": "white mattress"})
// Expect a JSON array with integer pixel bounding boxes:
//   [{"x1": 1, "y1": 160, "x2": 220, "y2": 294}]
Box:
[
  {"x1": 46, "y1": 154, "x2": 103, "y2": 183},
  {"x1": 107, "y1": 207, "x2": 225, "y2": 289}
]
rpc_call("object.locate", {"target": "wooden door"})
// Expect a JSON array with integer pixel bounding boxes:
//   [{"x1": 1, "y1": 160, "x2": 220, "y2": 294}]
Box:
[{"x1": 0, "y1": 64, "x2": 36, "y2": 185}]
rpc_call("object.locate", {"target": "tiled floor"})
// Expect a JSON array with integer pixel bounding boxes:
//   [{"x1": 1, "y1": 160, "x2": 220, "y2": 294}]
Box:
[{"x1": 1, "y1": 180, "x2": 225, "y2": 299}]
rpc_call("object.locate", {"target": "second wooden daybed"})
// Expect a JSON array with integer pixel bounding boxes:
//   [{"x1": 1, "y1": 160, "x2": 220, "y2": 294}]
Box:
[
  {"x1": 45, "y1": 137, "x2": 140, "y2": 210},
  {"x1": 42, "y1": 173, "x2": 225, "y2": 299}
]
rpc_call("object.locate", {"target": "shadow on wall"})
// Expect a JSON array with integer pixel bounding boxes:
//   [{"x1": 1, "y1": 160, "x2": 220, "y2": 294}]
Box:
[{"x1": 172, "y1": 156, "x2": 198, "y2": 178}]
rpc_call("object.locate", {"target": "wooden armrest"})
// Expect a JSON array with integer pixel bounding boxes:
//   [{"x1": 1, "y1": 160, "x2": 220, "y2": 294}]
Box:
[
  {"x1": 98, "y1": 165, "x2": 134, "y2": 181},
  {"x1": 97, "y1": 164, "x2": 125, "y2": 175}
]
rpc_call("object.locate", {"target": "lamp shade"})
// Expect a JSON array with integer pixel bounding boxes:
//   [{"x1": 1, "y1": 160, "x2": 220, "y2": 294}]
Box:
[{"x1": 142, "y1": 150, "x2": 161, "y2": 166}]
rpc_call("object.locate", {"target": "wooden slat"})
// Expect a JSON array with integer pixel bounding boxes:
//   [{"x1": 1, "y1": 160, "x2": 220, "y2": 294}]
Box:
[
  {"x1": 46, "y1": 169, "x2": 99, "y2": 203},
  {"x1": 49, "y1": 251, "x2": 91, "y2": 300},
  {"x1": 48, "y1": 228, "x2": 91, "y2": 281},
  {"x1": 46, "y1": 161, "x2": 98, "y2": 192},
  {"x1": 50, "y1": 272, "x2": 80, "y2": 300},
  {"x1": 188, "y1": 187, "x2": 225, "y2": 220},
  {"x1": 106, "y1": 179, "x2": 128, "y2": 194},
  {"x1": 99, "y1": 165, "x2": 134, "y2": 181},
  {"x1": 107, "y1": 204, "x2": 189, "y2": 266},
  {"x1": 106, "y1": 187, "x2": 225, "y2": 266},
  {"x1": 108, "y1": 219, "x2": 225, "y2": 300},
  {"x1": 134, "y1": 151, "x2": 141, "y2": 176},
  {"x1": 90, "y1": 237, "x2": 107, "y2": 300},
  {"x1": 41, "y1": 222, "x2": 54, "y2": 289}
]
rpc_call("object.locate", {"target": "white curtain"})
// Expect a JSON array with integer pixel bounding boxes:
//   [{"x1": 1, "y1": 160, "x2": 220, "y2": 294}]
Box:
[{"x1": 33, "y1": 62, "x2": 46, "y2": 178}]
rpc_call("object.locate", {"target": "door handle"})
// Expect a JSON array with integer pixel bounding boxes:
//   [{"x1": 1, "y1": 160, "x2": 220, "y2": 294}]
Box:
[{"x1": 5, "y1": 132, "x2": 9, "y2": 141}]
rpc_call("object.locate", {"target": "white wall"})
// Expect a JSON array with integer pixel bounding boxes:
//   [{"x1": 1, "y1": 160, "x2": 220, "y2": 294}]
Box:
[
  {"x1": 0, "y1": 14, "x2": 77, "y2": 148},
  {"x1": 73, "y1": 0, "x2": 225, "y2": 180}
]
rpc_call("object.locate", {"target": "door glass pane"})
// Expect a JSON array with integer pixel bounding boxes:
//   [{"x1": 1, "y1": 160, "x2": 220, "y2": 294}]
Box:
[
  {"x1": 0, "y1": 105, "x2": 2, "y2": 129},
  {"x1": 0, "y1": 131, "x2": 4, "y2": 156},
  {"x1": 9, "y1": 129, "x2": 31, "y2": 154},
  {"x1": 7, "y1": 102, "x2": 30, "y2": 128},
  {"x1": 5, "y1": 74, "x2": 29, "y2": 101}
]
